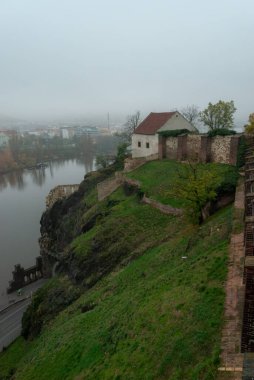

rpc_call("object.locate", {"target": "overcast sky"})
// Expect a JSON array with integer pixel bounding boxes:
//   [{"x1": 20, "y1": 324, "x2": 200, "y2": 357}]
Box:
[{"x1": 0, "y1": 0, "x2": 253, "y2": 125}]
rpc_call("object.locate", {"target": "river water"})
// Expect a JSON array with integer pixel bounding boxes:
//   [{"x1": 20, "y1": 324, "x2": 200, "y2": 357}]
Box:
[{"x1": 0, "y1": 158, "x2": 95, "y2": 297}]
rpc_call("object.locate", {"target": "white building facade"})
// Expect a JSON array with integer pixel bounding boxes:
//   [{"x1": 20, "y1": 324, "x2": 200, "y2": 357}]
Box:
[{"x1": 132, "y1": 111, "x2": 196, "y2": 158}]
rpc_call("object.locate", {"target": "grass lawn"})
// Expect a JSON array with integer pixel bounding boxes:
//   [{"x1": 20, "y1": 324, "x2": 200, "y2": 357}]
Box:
[{"x1": 126, "y1": 160, "x2": 238, "y2": 207}]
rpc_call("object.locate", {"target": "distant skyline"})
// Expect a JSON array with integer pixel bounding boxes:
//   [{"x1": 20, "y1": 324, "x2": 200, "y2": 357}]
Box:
[{"x1": 0, "y1": 0, "x2": 253, "y2": 128}]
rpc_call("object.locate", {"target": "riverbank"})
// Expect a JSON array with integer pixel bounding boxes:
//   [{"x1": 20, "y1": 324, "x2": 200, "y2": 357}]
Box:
[
  {"x1": 0, "y1": 153, "x2": 95, "y2": 176},
  {"x1": 0, "y1": 158, "x2": 96, "y2": 297},
  {"x1": 0, "y1": 160, "x2": 239, "y2": 379}
]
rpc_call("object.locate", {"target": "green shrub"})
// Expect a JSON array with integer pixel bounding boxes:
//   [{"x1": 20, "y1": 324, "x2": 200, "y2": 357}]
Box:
[
  {"x1": 158, "y1": 129, "x2": 192, "y2": 137},
  {"x1": 207, "y1": 128, "x2": 236, "y2": 137},
  {"x1": 21, "y1": 277, "x2": 81, "y2": 339}
]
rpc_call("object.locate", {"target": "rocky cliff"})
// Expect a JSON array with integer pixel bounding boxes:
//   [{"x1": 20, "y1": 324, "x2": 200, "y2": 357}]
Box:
[{"x1": 39, "y1": 166, "x2": 116, "y2": 278}]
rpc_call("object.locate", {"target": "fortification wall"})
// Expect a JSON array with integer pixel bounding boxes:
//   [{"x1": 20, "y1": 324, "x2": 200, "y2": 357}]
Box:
[
  {"x1": 46, "y1": 184, "x2": 79, "y2": 209},
  {"x1": 210, "y1": 135, "x2": 231, "y2": 163},
  {"x1": 160, "y1": 134, "x2": 241, "y2": 165},
  {"x1": 97, "y1": 176, "x2": 122, "y2": 201},
  {"x1": 186, "y1": 134, "x2": 201, "y2": 161},
  {"x1": 166, "y1": 137, "x2": 178, "y2": 159}
]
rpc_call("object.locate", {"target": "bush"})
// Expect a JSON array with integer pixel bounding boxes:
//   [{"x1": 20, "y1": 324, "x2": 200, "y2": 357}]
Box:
[
  {"x1": 21, "y1": 277, "x2": 81, "y2": 339},
  {"x1": 158, "y1": 129, "x2": 191, "y2": 137},
  {"x1": 114, "y1": 143, "x2": 129, "y2": 170},
  {"x1": 207, "y1": 128, "x2": 236, "y2": 137}
]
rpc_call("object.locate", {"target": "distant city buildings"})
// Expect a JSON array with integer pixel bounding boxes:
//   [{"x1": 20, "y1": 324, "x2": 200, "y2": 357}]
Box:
[
  {"x1": 0, "y1": 122, "x2": 121, "y2": 148},
  {"x1": 0, "y1": 130, "x2": 18, "y2": 148}
]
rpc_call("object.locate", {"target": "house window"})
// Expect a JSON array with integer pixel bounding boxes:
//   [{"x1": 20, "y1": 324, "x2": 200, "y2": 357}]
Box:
[
  {"x1": 138, "y1": 141, "x2": 141, "y2": 147},
  {"x1": 146, "y1": 142, "x2": 150, "y2": 149}
]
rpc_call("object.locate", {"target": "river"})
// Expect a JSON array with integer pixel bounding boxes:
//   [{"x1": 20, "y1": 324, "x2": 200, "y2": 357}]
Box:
[{"x1": 0, "y1": 157, "x2": 95, "y2": 297}]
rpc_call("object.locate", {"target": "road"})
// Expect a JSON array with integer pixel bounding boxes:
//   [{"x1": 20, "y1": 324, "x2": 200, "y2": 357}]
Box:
[
  {"x1": 0, "y1": 279, "x2": 47, "y2": 351},
  {"x1": 0, "y1": 299, "x2": 30, "y2": 350}
]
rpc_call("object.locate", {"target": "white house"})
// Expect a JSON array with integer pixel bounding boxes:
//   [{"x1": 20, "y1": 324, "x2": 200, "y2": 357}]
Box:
[{"x1": 131, "y1": 111, "x2": 196, "y2": 158}]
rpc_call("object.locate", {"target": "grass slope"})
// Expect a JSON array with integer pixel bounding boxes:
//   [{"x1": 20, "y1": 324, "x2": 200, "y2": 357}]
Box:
[
  {"x1": 0, "y1": 160, "x2": 237, "y2": 380},
  {"x1": 127, "y1": 160, "x2": 238, "y2": 207}
]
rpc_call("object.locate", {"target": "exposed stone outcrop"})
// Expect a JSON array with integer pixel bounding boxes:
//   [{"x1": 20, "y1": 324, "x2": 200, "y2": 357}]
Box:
[
  {"x1": 40, "y1": 167, "x2": 116, "y2": 278},
  {"x1": 46, "y1": 184, "x2": 79, "y2": 209}
]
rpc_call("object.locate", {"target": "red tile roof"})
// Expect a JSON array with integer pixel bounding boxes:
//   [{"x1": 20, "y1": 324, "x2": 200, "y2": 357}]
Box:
[{"x1": 134, "y1": 112, "x2": 176, "y2": 135}]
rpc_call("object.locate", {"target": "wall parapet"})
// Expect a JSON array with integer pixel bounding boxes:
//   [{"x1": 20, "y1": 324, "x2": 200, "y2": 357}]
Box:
[
  {"x1": 97, "y1": 171, "x2": 183, "y2": 217},
  {"x1": 46, "y1": 184, "x2": 79, "y2": 209},
  {"x1": 158, "y1": 134, "x2": 241, "y2": 165},
  {"x1": 142, "y1": 196, "x2": 183, "y2": 216}
]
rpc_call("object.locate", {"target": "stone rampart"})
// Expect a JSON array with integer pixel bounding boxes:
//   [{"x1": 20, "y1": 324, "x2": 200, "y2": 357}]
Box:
[
  {"x1": 46, "y1": 184, "x2": 79, "y2": 209},
  {"x1": 186, "y1": 134, "x2": 201, "y2": 161},
  {"x1": 159, "y1": 134, "x2": 241, "y2": 165},
  {"x1": 97, "y1": 176, "x2": 122, "y2": 201},
  {"x1": 124, "y1": 153, "x2": 158, "y2": 172},
  {"x1": 166, "y1": 137, "x2": 178, "y2": 159},
  {"x1": 142, "y1": 196, "x2": 183, "y2": 216},
  {"x1": 210, "y1": 135, "x2": 231, "y2": 163},
  {"x1": 97, "y1": 171, "x2": 183, "y2": 217}
]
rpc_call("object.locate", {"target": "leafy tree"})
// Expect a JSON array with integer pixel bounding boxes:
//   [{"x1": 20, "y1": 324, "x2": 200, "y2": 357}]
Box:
[
  {"x1": 171, "y1": 162, "x2": 221, "y2": 224},
  {"x1": 9, "y1": 135, "x2": 21, "y2": 161},
  {"x1": 245, "y1": 113, "x2": 254, "y2": 134},
  {"x1": 114, "y1": 142, "x2": 129, "y2": 170},
  {"x1": 75, "y1": 135, "x2": 95, "y2": 157},
  {"x1": 95, "y1": 154, "x2": 111, "y2": 169},
  {"x1": 199, "y1": 100, "x2": 236, "y2": 130}
]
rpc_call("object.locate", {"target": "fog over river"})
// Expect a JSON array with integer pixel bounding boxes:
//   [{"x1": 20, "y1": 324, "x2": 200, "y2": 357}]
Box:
[{"x1": 0, "y1": 158, "x2": 95, "y2": 296}]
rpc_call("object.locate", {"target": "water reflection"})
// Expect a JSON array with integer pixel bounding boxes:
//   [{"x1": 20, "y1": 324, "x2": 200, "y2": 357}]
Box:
[
  {"x1": 0, "y1": 157, "x2": 94, "y2": 192},
  {"x1": 30, "y1": 168, "x2": 46, "y2": 187},
  {"x1": 0, "y1": 170, "x2": 27, "y2": 191}
]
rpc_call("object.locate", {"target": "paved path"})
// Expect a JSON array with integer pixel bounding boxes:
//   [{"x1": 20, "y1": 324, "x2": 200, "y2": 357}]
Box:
[
  {"x1": 218, "y1": 179, "x2": 245, "y2": 379},
  {"x1": 0, "y1": 279, "x2": 47, "y2": 351},
  {"x1": 0, "y1": 279, "x2": 47, "y2": 311}
]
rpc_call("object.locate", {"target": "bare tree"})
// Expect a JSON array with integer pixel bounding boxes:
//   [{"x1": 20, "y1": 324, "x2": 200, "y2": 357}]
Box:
[
  {"x1": 181, "y1": 105, "x2": 199, "y2": 129},
  {"x1": 123, "y1": 111, "x2": 141, "y2": 142}
]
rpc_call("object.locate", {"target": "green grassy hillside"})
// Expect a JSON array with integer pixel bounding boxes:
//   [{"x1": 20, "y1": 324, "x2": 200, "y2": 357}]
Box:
[{"x1": 0, "y1": 160, "x2": 239, "y2": 380}]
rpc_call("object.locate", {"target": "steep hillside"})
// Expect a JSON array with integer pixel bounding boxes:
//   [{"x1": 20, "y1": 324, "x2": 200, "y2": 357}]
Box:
[{"x1": 0, "y1": 160, "x2": 239, "y2": 380}]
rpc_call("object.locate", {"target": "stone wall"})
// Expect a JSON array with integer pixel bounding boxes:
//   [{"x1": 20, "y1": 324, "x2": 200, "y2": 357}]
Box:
[
  {"x1": 210, "y1": 136, "x2": 231, "y2": 163},
  {"x1": 124, "y1": 154, "x2": 158, "y2": 172},
  {"x1": 97, "y1": 176, "x2": 122, "y2": 201},
  {"x1": 46, "y1": 184, "x2": 79, "y2": 209},
  {"x1": 166, "y1": 137, "x2": 178, "y2": 159},
  {"x1": 186, "y1": 134, "x2": 201, "y2": 161},
  {"x1": 124, "y1": 157, "x2": 146, "y2": 172},
  {"x1": 159, "y1": 134, "x2": 241, "y2": 165},
  {"x1": 142, "y1": 196, "x2": 183, "y2": 216}
]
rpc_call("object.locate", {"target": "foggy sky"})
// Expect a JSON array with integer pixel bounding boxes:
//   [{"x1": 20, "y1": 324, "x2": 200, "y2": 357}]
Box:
[{"x1": 0, "y1": 0, "x2": 253, "y2": 126}]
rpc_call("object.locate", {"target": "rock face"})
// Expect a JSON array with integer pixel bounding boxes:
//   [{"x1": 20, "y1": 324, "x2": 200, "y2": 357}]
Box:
[
  {"x1": 39, "y1": 167, "x2": 116, "y2": 278},
  {"x1": 46, "y1": 185, "x2": 79, "y2": 209}
]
